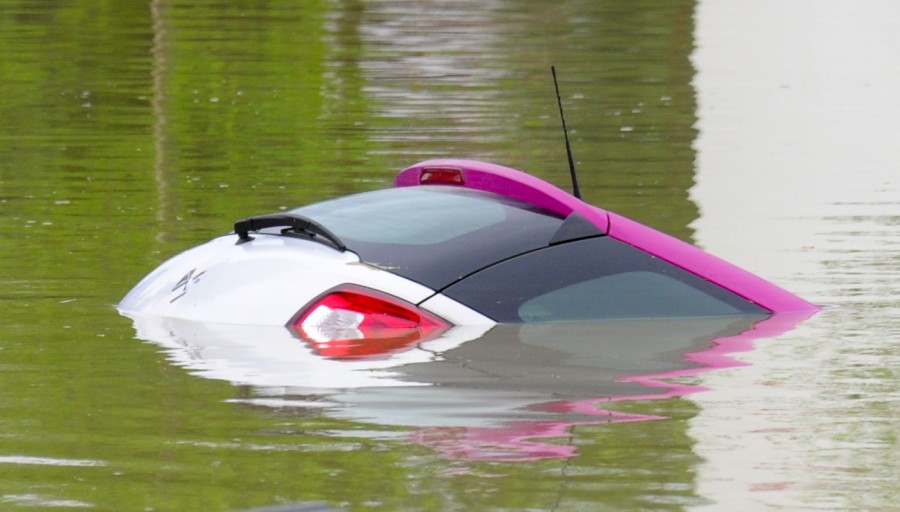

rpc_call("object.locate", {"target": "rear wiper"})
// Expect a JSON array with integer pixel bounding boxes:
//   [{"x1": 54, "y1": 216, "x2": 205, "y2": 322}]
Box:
[{"x1": 233, "y1": 213, "x2": 347, "y2": 251}]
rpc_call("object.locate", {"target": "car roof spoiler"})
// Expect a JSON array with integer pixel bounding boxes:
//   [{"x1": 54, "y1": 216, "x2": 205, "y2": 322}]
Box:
[{"x1": 396, "y1": 159, "x2": 819, "y2": 314}]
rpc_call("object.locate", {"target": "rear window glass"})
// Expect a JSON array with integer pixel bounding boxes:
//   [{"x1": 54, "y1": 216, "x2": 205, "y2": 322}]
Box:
[
  {"x1": 291, "y1": 187, "x2": 509, "y2": 245},
  {"x1": 290, "y1": 186, "x2": 565, "y2": 289}
]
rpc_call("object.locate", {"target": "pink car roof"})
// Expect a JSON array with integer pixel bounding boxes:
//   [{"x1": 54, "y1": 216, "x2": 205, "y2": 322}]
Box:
[{"x1": 395, "y1": 159, "x2": 819, "y2": 313}]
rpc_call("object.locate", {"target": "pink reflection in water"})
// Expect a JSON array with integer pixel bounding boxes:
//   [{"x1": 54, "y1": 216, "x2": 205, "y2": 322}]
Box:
[
  {"x1": 413, "y1": 409, "x2": 662, "y2": 462},
  {"x1": 412, "y1": 312, "x2": 813, "y2": 462}
]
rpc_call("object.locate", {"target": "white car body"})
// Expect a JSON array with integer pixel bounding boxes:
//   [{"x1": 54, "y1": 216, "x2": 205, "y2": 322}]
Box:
[{"x1": 118, "y1": 234, "x2": 494, "y2": 327}]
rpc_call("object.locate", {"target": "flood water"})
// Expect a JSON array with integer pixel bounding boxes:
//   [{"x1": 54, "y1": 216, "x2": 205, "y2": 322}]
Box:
[{"x1": 1, "y1": 1, "x2": 897, "y2": 510}]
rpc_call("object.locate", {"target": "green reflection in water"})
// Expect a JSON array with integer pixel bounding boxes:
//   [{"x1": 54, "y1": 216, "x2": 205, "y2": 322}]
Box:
[{"x1": 0, "y1": 0, "x2": 706, "y2": 510}]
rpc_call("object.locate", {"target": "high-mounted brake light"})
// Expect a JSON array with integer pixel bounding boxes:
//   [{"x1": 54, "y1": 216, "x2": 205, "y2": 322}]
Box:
[
  {"x1": 419, "y1": 167, "x2": 465, "y2": 185},
  {"x1": 289, "y1": 285, "x2": 450, "y2": 360}
]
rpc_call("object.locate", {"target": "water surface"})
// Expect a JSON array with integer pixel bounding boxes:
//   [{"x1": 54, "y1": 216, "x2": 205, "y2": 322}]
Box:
[{"x1": 0, "y1": 1, "x2": 896, "y2": 510}]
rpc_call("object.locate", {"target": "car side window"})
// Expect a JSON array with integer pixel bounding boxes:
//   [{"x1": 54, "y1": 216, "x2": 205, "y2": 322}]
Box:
[
  {"x1": 518, "y1": 271, "x2": 751, "y2": 321},
  {"x1": 440, "y1": 237, "x2": 767, "y2": 322}
]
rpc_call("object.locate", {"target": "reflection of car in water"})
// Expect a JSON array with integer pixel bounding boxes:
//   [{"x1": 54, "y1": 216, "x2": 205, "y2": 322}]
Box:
[
  {"x1": 119, "y1": 159, "x2": 818, "y2": 355},
  {"x1": 124, "y1": 311, "x2": 811, "y2": 461}
]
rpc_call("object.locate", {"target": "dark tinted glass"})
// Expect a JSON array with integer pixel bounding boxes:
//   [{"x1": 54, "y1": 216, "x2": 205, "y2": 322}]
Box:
[
  {"x1": 291, "y1": 187, "x2": 564, "y2": 289},
  {"x1": 441, "y1": 237, "x2": 768, "y2": 322}
]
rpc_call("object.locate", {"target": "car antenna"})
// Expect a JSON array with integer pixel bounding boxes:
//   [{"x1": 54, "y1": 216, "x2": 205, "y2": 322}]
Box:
[{"x1": 551, "y1": 65, "x2": 581, "y2": 199}]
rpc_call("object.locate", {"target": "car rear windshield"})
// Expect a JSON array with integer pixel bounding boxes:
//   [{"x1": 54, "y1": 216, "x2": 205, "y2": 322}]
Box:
[{"x1": 290, "y1": 186, "x2": 565, "y2": 289}]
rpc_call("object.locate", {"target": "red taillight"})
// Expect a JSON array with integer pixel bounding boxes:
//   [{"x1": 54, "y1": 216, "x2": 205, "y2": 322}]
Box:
[
  {"x1": 290, "y1": 285, "x2": 450, "y2": 360},
  {"x1": 419, "y1": 167, "x2": 465, "y2": 185}
]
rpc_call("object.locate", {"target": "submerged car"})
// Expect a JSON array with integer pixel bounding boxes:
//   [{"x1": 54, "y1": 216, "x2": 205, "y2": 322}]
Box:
[{"x1": 118, "y1": 159, "x2": 818, "y2": 356}]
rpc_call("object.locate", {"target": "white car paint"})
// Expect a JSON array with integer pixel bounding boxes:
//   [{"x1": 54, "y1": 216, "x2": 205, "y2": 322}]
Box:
[{"x1": 119, "y1": 233, "x2": 491, "y2": 327}]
